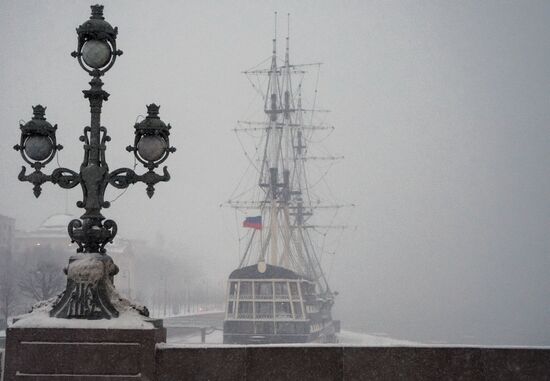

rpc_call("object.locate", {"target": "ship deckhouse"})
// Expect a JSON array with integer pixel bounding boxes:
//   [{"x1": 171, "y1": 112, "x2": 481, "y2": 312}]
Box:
[{"x1": 224, "y1": 263, "x2": 333, "y2": 344}]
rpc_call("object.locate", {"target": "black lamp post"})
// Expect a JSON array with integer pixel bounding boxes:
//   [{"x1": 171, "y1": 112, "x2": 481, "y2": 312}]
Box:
[{"x1": 13, "y1": 4, "x2": 175, "y2": 319}]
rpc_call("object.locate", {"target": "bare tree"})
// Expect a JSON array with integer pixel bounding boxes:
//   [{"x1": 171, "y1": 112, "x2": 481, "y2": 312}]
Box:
[
  {"x1": 0, "y1": 266, "x2": 18, "y2": 329},
  {"x1": 19, "y1": 261, "x2": 65, "y2": 302}
]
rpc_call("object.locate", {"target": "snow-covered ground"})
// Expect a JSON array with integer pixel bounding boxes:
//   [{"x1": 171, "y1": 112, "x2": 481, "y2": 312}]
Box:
[
  {"x1": 337, "y1": 330, "x2": 421, "y2": 346},
  {"x1": 159, "y1": 309, "x2": 225, "y2": 321},
  {"x1": 167, "y1": 328, "x2": 550, "y2": 348},
  {"x1": 164, "y1": 311, "x2": 425, "y2": 346},
  {"x1": 149, "y1": 306, "x2": 224, "y2": 320},
  {"x1": 168, "y1": 329, "x2": 224, "y2": 345},
  {"x1": 166, "y1": 328, "x2": 421, "y2": 346}
]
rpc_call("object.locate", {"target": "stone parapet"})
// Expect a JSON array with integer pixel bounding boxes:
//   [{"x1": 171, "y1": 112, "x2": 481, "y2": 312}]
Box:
[
  {"x1": 2, "y1": 339, "x2": 549, "y2": 380},
  {"x1": 3, "y1": 327, "x2": 165, "y2": 380},
  {"x1": 156, "y1": 345, "x2": 550, "y2": 381}
]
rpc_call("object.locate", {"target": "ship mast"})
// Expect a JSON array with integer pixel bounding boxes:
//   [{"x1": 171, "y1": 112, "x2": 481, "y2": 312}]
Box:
[
  {"x1": 226, "y1": 13, "x2": 350, "y2": 297},
  {"x1": 261, "y1": 12, "x2": 282, "y2": 267}
]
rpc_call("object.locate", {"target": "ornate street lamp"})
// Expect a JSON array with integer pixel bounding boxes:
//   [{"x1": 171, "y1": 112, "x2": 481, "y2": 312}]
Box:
[{"x1": 14, "y1": 4, "x2": 175, "y2": 319}]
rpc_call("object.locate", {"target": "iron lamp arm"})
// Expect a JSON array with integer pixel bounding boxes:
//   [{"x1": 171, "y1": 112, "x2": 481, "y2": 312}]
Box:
[
  {"x1": 17, "y1": 166, "x2": 80, "y2": 198},
  {"x1": 108, "y1": 166, "x2": 171, "y2": 198}
]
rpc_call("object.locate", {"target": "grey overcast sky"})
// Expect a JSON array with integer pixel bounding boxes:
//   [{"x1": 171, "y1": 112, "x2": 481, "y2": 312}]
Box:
[{"x1": 0, "y1": 0, "x2": 548, "y2": 345}]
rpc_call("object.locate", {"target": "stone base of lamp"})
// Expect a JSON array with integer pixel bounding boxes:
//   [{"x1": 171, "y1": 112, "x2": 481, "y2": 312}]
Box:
[
  {"x1": 49, "y1": 253, "x2": 149, "y2": 320},
  {"x1": 4, "y1": 325, "x2": 165, "y2": 380},
  {"x1": 3, "y1": 253, "x2": 164, "y2": 380}
]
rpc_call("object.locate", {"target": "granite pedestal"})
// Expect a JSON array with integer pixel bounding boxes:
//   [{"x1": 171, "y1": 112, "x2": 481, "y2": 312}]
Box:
[{"x1": 4, "y1": 323, "x2": 165, "y2": 381}]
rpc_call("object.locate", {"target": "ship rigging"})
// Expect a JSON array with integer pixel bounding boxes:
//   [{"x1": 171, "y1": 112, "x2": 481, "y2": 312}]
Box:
[{"x1": 223, "y1": 14, "x2": 351, "y2": 344}]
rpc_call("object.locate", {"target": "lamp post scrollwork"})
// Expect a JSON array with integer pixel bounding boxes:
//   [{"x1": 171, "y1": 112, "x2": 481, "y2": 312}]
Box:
[{"x1": 14, "y1": 4, "x2": 175, "y2": 320}]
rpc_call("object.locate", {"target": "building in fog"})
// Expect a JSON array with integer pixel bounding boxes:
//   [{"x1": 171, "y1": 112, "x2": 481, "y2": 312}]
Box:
[
  {"x1": 14, "y1": 213, "x2": 136, "y2": 297},
  {"x1": 110, "y1": 239, "x2": 136, "y2": 299},
  {"x1": 15, "y1": 214, "x2": 74, "y2": 256},
  {"x1": 0, "y1": 214, "x2": 15, "y2": 266},
  {"x1": 0, "y1": 214, "x2": 15, "y2": 329}
]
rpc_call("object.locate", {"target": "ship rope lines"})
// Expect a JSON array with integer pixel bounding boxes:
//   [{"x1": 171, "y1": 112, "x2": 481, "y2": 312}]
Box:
[{"x1": 222, "y1": 13, "x2": 352, "y2": 344}]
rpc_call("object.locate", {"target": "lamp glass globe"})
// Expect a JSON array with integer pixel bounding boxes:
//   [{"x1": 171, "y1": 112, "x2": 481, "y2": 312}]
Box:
[{"x1": 82, "y1": 40, "x2": 111, "y2": 69}]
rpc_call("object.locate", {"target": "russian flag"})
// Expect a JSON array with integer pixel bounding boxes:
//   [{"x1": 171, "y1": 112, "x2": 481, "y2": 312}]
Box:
[{"x1": 243, "y1": 216, "x2": 262, "y2": 230}]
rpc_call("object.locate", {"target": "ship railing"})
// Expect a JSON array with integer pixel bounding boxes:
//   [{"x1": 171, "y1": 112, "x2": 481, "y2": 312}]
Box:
[
  {"x1": 275, "y1": 313, "x2": 293, "y2": 319},
  {"x1": 231, "y1": 313, "x2": 304, "y2": 320},
  {"x1": 254, "y1": 294, "x2": 273, "y2": 300},
  {"x1": 228, "y1": 295, "x2": 295, "y2": 301},
  {"x1": 254, "y1": 313, "x2": 274, "y2": 320},
  {"x1": 274, "y1": 294, "x2": 290, "y2": 300}
]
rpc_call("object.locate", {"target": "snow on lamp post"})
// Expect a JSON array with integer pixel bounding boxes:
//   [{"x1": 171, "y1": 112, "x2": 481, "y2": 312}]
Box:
[{"x1": 13, "y1": 4, "x2": 175, "y2": 319}]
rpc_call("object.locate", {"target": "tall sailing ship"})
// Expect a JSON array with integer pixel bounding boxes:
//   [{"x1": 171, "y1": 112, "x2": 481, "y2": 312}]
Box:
[{"x1": 223, "y1": 16, "x2": 349, "y2": 344}]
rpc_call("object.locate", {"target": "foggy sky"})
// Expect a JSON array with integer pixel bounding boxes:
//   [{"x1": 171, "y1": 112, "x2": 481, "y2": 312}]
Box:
[{"x1": 0, "y1": 0, "x2": 548, "y2": 345}]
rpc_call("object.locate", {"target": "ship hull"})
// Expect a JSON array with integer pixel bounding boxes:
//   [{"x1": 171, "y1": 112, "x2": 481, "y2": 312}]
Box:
[{"x1": 223, "y1": 320, "x2": 339, "y2": 344}]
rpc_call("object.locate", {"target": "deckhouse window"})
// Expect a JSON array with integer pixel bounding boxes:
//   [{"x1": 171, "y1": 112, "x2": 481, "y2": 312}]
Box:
[
  {"x1": 275, "y1": 282, "x2": 289, "y2": 299},
  {"x1": 255, "y1": 282, "x2": 273, "y2": 299},
  {"x1": 229, "y1": 282, "x2": 238, "y2": 296},
  {"x1": 289, "y1": 282, "x2": 299, "y2": 297},
  {"x1": 255, "y1": 302, "x2": 273, "y2": 319},
  {"x1": 275, "y1": 302, "x2": 292, "y2": 318},
  {"x1": 238, "y1": 301, "x2": 253, "y2": 319},
  {"x1": 301, "y1": 282, "x2": 315, "y2": 296},
  {"x1": 293, "y1": 302, "x2": 303, "y2": 318},
  {"x1": 239, "y1": 281, "x2": 252, "y2": 298}
]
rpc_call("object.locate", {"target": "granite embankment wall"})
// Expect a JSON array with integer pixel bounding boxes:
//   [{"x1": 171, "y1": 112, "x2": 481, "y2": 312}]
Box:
[
  {"x1": 0, "y1": 350, "x2": 4, "y2": 381},
  {"x1": 156, "y1": 346, "x2": 550, "y2": 380},
  {"x1": 1, "y1": 344, "x2": 549, "y2": 380}
]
